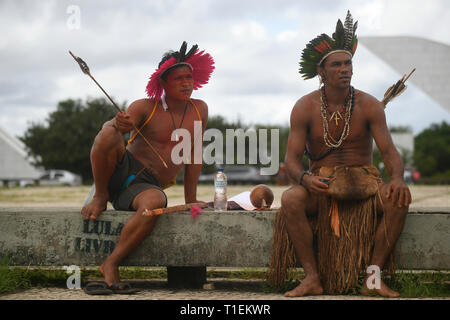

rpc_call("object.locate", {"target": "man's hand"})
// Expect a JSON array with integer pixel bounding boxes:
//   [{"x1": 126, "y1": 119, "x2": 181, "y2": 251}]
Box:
[
  {"x1": 302, "y1": 175, "x2": 329, "y2": 195},
  {"x1": 114, "y1": 111, "x2": 134, "y2": 133},
  {"x1": 386, "y1": 177, "x2": 411, "y2": 208}
]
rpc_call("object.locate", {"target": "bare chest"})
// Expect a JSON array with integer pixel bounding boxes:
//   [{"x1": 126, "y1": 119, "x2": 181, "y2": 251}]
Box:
[
  {"x1": 308, "y1": 103, "x2": 370, "y2": 145},
  {"x1": 139, "y1": 105, "x2": 201, "y2": 145}
]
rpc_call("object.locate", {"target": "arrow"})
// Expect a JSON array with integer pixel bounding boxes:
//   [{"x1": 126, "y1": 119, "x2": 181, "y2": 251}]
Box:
[
  {"x1": 382, "y1": 68, "x2": 416, "y2": 107},
  {"x1": 69, "y1": 50, "x2": 168, "y2": 168}
]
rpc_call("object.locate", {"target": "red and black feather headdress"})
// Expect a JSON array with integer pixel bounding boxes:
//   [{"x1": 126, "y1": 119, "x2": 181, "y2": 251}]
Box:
[
  {"x1": 146, "y1": 41, "x2": 215, "y2": 100},
  {"x1": 299, "y1": 11, "x2": 358, "y2": 80}
]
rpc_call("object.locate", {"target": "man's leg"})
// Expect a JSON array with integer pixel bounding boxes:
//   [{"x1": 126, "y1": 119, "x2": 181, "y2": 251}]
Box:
[
  {"x1": 81, "y1": 126, "x2": 125, "y2": 220},
  {"x1": 362, "y1": 183, "x2": 409, "y2": 297},
  {"x1": 281, "y1": 185, "x2": 323, "y2": 297},
  {"x1": 100, "y1": 188, "x2": 166, "y2": 286}
]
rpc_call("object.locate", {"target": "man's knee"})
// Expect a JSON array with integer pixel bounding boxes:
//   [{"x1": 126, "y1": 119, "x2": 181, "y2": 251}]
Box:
[
  {"x1": 378, "y1": 184, "x2": 409, "y2": 220},
  {"x1": 133, "y1": 188, "x2": 167, "y2": 212},
  {"x1": 91, "y1": 126, "x2": 125, "y2": 161},
  {"x1": 281, "y1": 186, "x2": 310, "y2": 214},
  {"x1": 93, "y1": 126, "x2": 124, "y2": 153}
]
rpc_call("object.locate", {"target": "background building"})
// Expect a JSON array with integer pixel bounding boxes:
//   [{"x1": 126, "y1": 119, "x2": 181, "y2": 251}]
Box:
[
  {"x1": 360, "y1": 36, "x2": 450, "y2": 112},
  {"x1": 0, "y1": 126, "x2": 42, "y2": 186}
]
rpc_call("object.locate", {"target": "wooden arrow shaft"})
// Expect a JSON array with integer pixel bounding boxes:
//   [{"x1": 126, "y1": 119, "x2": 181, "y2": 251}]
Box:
[
  {"x1": 88, "y1": 74, "x2": 168, "y2": 168},
  {"x1": 142, "y1": 202, "x2": 209, "y2": 216},
  {"x1": 69, "y1": 51, "x2": 168, "y2": 168}
]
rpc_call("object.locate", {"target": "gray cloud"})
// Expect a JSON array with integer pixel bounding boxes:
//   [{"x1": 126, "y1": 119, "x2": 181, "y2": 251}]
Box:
[{"x1": 1, "y1": 0, "x2": 449, "y2": 137}]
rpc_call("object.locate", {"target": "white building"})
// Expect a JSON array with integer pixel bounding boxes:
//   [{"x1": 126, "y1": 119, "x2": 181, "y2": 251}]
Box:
[
  {"x1": 360, "y1": 36, "x2": 450, "y2": 112},
  {"x1": 0, "y1": 126, "x2": 42, "y2": 186},
  {"x1": 391, "y1": 132, "x2": 414, "y2": 153}
]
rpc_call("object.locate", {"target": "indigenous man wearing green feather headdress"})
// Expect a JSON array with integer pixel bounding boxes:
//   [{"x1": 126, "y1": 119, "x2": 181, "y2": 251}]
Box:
[{"x1": 268, "y1": 11, "x2": 411, "y2": 297}]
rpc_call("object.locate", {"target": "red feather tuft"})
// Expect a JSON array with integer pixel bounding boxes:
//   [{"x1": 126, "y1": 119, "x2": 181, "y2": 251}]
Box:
[
  {"x1": 145, "y1": 49, "x2": 215, "y2": 101},
  {"x1": 186, "y1": 50, "x2": 215, "y2": 90},
  {"x1": 145, "y1": 57, "x2": 177, "y2": 100},
  {"x1": 190, "y1": 205, "x2": 203, "y2": 218}
]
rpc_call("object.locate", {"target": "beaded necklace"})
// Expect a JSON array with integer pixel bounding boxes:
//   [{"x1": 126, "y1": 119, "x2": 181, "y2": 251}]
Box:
[
  {"x1": 167, "y1": 101, "x2": 189, "y2": 141},
  {"x1": 320, "y1": 86, "x2": 354, "y2": 148}
]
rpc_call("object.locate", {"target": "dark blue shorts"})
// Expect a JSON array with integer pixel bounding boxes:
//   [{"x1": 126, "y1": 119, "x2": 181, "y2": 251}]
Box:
[{"x1": 108, "y1": 150, "x2": 168, "y2": 211}]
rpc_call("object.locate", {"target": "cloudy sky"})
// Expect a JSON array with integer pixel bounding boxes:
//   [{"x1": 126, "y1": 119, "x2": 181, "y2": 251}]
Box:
[{"x1": 1, "y1": 0, "x2": 449, "y2": 139}]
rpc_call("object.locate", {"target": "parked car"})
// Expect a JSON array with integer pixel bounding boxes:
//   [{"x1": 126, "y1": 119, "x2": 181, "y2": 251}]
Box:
[
  {"x1": 198, "y1": 166, "x2": 271, "y2": 185},
  {"x1": 38, "y1": 170, "x2": 82, "y2": 187},
  {"x1": 19, "y1": 179, "x2": 38, "y2": 187}
]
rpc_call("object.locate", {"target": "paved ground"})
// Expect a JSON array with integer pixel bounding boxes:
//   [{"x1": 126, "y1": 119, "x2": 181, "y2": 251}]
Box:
[{"x1": 1, "y1": 278, "x2": 448, "y2": 300}]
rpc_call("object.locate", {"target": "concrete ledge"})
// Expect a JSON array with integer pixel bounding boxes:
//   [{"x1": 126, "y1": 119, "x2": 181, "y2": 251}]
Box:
[{"x1": 0, "y1": 207, "x2": 449, "y2": 269}]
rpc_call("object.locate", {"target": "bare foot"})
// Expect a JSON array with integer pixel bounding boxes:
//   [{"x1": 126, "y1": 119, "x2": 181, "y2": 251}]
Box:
[
  {"x1": 99, "y1": 259, "x2": 120, "y2": 287},
  {"x1": 81, "y1": 194, "x2": 108, "y2": 220},
  {"x1": 361, "y1": 277, "x2": 400, "y2": 298},
  {"x1": 284, "y1": 275, "x2": 324, "y2": 297}
]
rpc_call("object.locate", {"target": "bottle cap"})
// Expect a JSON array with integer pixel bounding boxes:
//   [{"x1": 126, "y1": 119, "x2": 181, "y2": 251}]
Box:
[{"x1": 218, "y1": 168, "x2": 224, "y2": 172}]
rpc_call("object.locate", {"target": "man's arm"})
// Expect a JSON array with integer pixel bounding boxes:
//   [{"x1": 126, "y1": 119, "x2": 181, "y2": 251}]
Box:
[
  {"x1": 285, "y1": 99, "x2": 308, "y2": 180},
  {"x1": 102, "y1": 99, "x2": 148, "y2": 134},
  {"x1": 184, "y1": 162, "x2": 203, "y2": 203},
  {"x1": 285, "y1": 97, "x2": 329, "y2": 194},
  {"x1": 366, "y1": 96, "x2": 411, "y2": 208},
  {"x1": 184, "y1": 100, "x2": 208, "y2": 203}
]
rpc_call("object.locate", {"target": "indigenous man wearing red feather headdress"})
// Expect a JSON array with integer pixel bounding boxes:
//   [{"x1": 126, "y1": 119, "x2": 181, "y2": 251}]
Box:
[
  {"x1": 269, "y1": 12, "x2": 411, "y2": 298},
  {"x1": 81, "y1": 42, "x2": 214, "y2": 294}
]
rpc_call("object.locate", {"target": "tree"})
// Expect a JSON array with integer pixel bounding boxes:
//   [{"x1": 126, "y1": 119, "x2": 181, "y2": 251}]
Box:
[
  {"x1": 203, "y1": 115, "x2": 248, "y2": 174},
  {"x1": 204, "y1": 116, "x2": 293, "y2": 175},
  {"x1": 389, "y1": 125, "x2": 413, "y2": 133},
  {"x1": 20, "y1": 98, "x2": 124, "y2": 183},
  {"x1": 414, "y1": 121, "x2": 450, "y2": 177}
]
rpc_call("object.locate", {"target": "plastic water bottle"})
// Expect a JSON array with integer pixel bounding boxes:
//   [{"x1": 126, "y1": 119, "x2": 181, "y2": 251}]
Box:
[{"x1": 214, "y1": 168, "x2": 227, "y2": 211}]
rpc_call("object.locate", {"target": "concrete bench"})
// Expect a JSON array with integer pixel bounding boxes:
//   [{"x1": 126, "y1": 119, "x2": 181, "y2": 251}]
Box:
[{"x1": 0, "y1": 207, "x2": 449, "y2": 286}]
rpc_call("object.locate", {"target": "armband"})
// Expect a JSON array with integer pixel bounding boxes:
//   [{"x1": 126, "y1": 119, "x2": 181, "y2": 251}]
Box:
[{"x1": 298, "y1": 170, "x2": 312, "y2": 186}]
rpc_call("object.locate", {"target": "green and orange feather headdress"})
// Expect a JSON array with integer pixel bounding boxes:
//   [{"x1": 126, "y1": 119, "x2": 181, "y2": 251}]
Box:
[{"x1": 299, "y1": 11, "x2": 358, "y2": 80}]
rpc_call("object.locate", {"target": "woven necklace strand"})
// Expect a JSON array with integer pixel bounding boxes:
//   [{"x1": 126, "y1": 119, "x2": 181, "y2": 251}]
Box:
[
  {"x1": 168, "y1": 101, "x2": 189, "y2": 141},
  {"x1": 320, "y1": 86, "x2": 354, "y2": 148}
]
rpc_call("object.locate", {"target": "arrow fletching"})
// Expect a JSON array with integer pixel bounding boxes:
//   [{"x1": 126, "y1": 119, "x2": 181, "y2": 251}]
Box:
[
  {"x1": 69, "y1": 51, "x2": 90, "y2": 75},
  {"x1": 382, "y1": 68, "x2": 415, "y2": 107},
  {"x1": 76, "y1": 57, "x2": 90, "y2": 74}
]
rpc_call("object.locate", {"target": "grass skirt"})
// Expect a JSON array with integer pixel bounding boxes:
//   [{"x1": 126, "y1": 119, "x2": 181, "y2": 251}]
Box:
[{"x1": 267, "y1": 195, "x2": 395, "y2": 294}]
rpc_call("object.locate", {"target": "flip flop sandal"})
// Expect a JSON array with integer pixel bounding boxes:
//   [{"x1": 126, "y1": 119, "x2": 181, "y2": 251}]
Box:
[
  {"x1": 83, "y1": 282, "x2": 114, "y2": 295},
  {"x1": 109, "y1": 282, "x2": 140, "y2": 294}
]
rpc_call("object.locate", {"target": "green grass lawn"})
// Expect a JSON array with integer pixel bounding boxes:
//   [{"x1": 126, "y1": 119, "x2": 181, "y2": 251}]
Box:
[{"x1": 1, "y1": 256, "x2": 448, "y2": 298}]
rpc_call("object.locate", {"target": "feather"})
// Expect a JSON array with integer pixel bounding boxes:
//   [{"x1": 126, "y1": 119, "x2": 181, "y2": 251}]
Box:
[
  {"x1": 333, "y1": 19, "x2": 345, "y2": 48},
  {"x1": 344, "y1": 11, "x2": 354, "y2": 50},
  {"x1": 185, "y1": 44, "x2": 198, "y2": 60},
  {"x1": 190, "y1": 205, "x2": 203, "y2": 218},
  {"x1": 146, "y1": 45, "x2": 215, "y2": 100},
  {"x1": 381, "y1": 69, "x2": 415, "y2": 107},
  {"x1": 299, "y1": 12, "x2": 360, "y2": 80},
  {"x1": 76, "y1": 57, "x2": 90, "y2": 75},
  {"x1": 186, "y1": 50, "x2": 215, "y2": 90},
  {"x1": 179, "y1": 41, "x2": 187, "y2": 60}
]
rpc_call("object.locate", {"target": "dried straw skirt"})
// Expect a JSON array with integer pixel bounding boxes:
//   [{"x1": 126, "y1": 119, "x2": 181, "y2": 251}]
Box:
[{"x1": 267, "y1": 195, "x2": 395, "y2": 294}]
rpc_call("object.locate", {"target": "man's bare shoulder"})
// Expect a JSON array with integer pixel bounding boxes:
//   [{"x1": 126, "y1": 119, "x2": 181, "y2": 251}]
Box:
[
  {"x1": 191, "y1": 98, "x2": 208, "y2": 120},
  {"x1": 128, "y1": 98, "x2": 154, "y2": 111},
  {"x1": 354, "y1": 89, "x2": 385, "y2": 116},
  {"x1": 291, "y1": 90, "x2": 319, "y2": 118},
  {"x1": 126, "y1": 98, "x2": 155, "y2": 125},
  {"x1": 355, "y1": 89, "x2": 383, "y2": 107}
]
